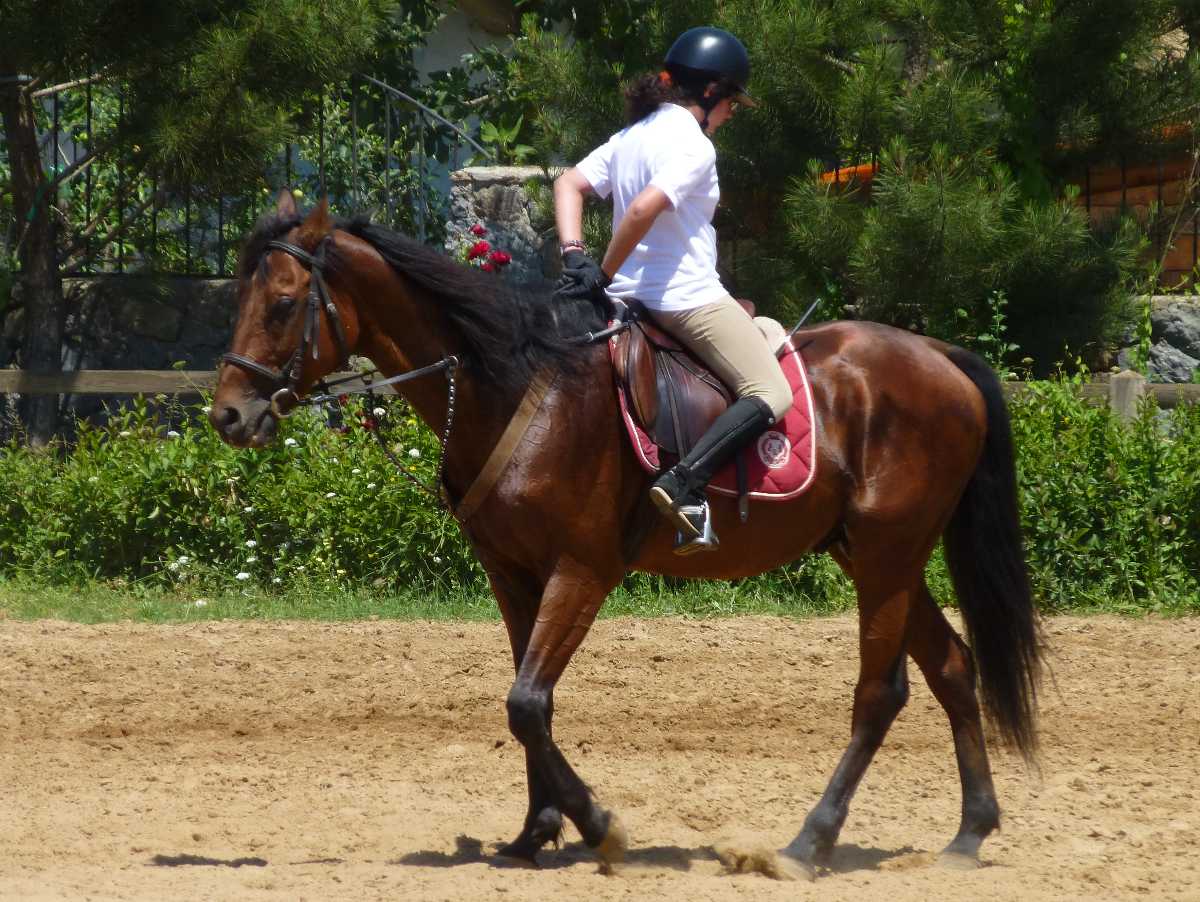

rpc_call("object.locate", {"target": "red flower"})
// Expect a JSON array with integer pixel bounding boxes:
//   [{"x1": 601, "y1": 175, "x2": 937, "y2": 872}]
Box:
[
  {"x1": 488, "y1": 250, "x2": 512, "y2": 266},
  {"x1": 337, "y1": 394, "x2": 350, "y2": 406},
  {"x1": 469, "y1": 224, "x2": 487, "y2": 237},
  {"x1": 467, "y1": 240, "x2": 490, "y2": 260},
  {"x1": 360, "y1": 417, "x2": 377, "y2": 431},
  {"x1": 480, "y1": 261, "x2": 496, "y2": 273}
]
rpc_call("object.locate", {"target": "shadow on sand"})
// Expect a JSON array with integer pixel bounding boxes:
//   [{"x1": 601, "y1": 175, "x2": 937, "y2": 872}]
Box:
[{"x1": 392, "y1": 834, "x2": 720, "y2": 872}]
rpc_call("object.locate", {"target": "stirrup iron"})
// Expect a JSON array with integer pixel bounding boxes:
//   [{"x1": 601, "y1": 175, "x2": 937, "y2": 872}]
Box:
[{"x1": 672, "y1": 500, "x2": 719, "y2": 555}]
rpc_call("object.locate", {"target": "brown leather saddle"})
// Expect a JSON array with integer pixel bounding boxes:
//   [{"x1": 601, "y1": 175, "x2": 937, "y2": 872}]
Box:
[{"x1": 610, "y1": 299, "x2": 757, "y2": 514}]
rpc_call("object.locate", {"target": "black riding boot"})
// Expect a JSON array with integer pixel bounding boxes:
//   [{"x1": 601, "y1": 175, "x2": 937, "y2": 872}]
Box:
[{"x1": 649, "y1": 396, "x2": 775, "y2": 554}]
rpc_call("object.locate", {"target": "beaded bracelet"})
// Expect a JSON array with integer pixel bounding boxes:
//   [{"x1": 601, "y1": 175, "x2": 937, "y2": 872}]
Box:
[{"x1": 559, "y1": 239, "x2": 586, "y2": 255}]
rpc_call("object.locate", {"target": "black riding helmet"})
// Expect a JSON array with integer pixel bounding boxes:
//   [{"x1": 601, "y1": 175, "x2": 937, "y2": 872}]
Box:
[{"x1": 664, "y1": 26, "x2": 757, "y2": 109}]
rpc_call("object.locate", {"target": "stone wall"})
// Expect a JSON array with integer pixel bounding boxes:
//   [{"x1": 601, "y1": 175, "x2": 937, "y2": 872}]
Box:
[
  {"x1": 444, "y1": 165, "x2": 558, "y2": 293},
  {"x1": 1, "y1": 276, "x2": 236, "y2": 421},
  {"x1": 1117, "y1": 296, "x2": 1200, "y2": 382}
]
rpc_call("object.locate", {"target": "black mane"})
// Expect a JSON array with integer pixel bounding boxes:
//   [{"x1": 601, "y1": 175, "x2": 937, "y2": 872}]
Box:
[{"x1": 239, "y1": 213, "x2": 604, "y2": 401}]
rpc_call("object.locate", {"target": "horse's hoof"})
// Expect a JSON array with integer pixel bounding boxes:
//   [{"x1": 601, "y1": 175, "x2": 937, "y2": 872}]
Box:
[
  {"x1": 495, "y1": 839, "x2": 541, "y2": 866},
  {"x1": 713, "y1": 841, "x2": 816, "y2": 882},
  {"x1": 595, "y1": 813, "x2": 628, "y2": 874},
  {"x1": 937, "y1": 850, "x2": 982, "y2": 871}
]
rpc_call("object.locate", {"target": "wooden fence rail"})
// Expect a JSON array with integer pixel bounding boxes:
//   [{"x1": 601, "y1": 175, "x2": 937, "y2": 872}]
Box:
[
  {"x1": 0, "y1": 369, "x2": 1197, "y2": 420},
  {"x1": 0, "y1": 370, "x2": 395, "y2": 396}
]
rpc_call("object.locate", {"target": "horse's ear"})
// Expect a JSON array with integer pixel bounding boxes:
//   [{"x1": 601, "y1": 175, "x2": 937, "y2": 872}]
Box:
[
  {"x1": 276, "y1": 188, "x2": 298, "y2": 219},
  {"x1": 297, "y1": 197, "x2": 333, "y2": 248}
]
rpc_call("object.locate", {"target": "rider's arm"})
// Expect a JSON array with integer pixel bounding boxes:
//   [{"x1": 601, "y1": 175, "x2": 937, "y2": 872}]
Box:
[
  {"x1": 600, "y1": 185, "x2": 672, "y2": 279},
  {"x1": 553, "y1": 168, "x2": 594, "y2": 247}
]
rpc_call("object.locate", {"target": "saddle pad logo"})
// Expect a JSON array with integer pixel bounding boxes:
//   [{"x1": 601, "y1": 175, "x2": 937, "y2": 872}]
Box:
[{"x1": 757, "y1": 430, "x2": 791, "y2": 469}]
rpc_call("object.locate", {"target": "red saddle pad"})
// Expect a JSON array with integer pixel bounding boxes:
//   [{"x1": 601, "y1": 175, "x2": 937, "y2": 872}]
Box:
[{"x1": 616, "y1": 340, "x2": 817, "y2": 500}]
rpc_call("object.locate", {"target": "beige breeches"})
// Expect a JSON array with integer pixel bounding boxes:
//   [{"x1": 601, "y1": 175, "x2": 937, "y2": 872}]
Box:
[{"x1": 646, "y1": 294, "x2": 794, "y2": 421}]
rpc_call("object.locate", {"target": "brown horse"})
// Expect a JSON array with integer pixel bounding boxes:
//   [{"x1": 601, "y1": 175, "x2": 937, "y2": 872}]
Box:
[{"x1": 210, "y1": 192, "x2": 1041, "y2": 879}]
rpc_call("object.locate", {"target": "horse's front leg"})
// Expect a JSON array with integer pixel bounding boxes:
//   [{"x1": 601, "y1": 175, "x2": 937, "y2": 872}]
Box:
[
  {"x1": 501, "y1": 556, "x2": 626, "y2": 869},
  {"x1": 482, "y1": 563, "x2": 566, "y2": 862}
]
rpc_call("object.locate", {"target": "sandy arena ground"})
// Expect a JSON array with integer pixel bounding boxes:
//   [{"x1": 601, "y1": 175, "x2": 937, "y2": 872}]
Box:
[{"x1": 1, "y1": 613, "x2": 1198, "y2": 901}]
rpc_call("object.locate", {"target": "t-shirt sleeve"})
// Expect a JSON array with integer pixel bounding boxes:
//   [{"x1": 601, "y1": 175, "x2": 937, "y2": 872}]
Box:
[
  {"x1": 648, "y1": 139, "x2": 717, "y2": 209},
  {"x1": 575, "y1": 136, "x2": 617, "y2": 199}
]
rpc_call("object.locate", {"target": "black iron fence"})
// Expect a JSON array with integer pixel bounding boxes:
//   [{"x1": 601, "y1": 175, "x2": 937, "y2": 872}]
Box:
[{"x1": 8, "y1": 74, "x2": 492, "y2": 279}]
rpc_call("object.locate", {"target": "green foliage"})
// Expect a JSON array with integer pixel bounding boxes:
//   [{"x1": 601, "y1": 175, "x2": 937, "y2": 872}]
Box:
[
  {"x1": 2, "y1": 387, "x2": 1199, "y2": 611},
  {"x1": 0, "y1": 395, "x2": 480, "y2": 592},
  {"x1": 1011, "y1": 381, "x2": 1200, "y2": 610}
]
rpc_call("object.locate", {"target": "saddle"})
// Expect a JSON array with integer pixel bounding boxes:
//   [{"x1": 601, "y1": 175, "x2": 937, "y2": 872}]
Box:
[
  {"x1": 608, "y1": 299, "x2": 818, "y2": 514},
  {"x1": 611, "y1": 300, "x2": 747, "y2": 456}
]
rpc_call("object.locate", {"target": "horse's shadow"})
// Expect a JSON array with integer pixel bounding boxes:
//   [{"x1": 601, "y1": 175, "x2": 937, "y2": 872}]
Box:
[
  {"x1": 392, "y1": 834, "x2": 716, "y2": 872},
  {"x1": 148, "y1": 853, "x2": 269, "y2": 869},
  {"x1": 393, "y1": 835, "x2": 923, "y2": 875}
]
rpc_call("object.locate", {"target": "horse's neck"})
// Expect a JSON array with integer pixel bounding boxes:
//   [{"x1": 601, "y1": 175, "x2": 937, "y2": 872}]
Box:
[{"x1": 358, "y1": 307, "x2": 516, "y2": 503}]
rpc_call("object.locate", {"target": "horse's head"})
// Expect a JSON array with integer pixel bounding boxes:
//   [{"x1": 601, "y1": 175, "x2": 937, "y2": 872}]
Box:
[{"x1": 210, "y1": 190, "x2": 361, "y2": 447}]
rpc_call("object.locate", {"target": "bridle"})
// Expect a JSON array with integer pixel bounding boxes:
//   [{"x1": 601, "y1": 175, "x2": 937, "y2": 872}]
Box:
[
  {"x1": 220, "y1": 236, "x2": 461, "y2": 504},
  {"x1": 221, "y1": 237, "x2": 352, "y2": 418}
]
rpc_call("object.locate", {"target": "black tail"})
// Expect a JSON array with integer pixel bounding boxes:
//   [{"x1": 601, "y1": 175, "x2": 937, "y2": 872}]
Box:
[{"x1": 943, "y1": 348, "x2": 1042, "y2": 760}]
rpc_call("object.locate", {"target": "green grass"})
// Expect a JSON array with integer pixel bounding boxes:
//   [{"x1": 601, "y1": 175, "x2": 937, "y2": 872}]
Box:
[{"x1": 0, "y1": 573, "x2": 857, "y2": 625}]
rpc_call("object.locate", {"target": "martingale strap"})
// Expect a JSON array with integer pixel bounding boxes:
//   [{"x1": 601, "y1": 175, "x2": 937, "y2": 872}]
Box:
[{"x1": 452, "y1": 373, "x2": 554, "y2": 523}]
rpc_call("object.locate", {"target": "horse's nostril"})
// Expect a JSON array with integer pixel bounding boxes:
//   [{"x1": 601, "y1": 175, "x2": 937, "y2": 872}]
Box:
[{"x1": 212, "y1": 405, "x2": 241, "y2": 430}]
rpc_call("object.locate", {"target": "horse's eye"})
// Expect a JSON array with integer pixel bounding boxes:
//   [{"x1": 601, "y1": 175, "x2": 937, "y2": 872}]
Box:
[{"x1": 270, "y1": 296, "x2": 296, "y2": 320}]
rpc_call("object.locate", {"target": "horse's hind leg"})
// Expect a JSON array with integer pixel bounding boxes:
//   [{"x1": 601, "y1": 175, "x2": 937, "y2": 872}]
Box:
[
  {"x1": 485, "y1": 564, "x2": 565, "y2": 862},
  {"x1": 782, "y1": 558, "x2": 915, "y2": 871},
  {"x1": 906, "y1": 580, "x2": 1000, "y2": 865}
]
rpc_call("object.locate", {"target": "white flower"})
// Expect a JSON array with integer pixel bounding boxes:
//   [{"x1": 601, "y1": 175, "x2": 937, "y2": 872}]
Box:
[
  {"x1": 177, "y1": 556, "x2": 190, "y2": 565},
  {"x1": 351, "y1": 468, "x2": 361, "y2": 475},
  {"x1": 408, "y1": 448, "x2": 421, "y2": 459},
  {"x1": 243, "y1": 506, "x2": 254, "y2": 514},
  {"x1": 246, "y1": 556, "x2": 258, "y2": 564},
  {"x1": 325, "y1": 492, "x2": 336, "y2": 499},
  {"x1": 194, "y1": 599, "x2": 208, "y2": 608},
  {"x1": 245, "y1": 540, "x2": 257, "y2": 548},
  {"x1": 201, "y1": 405, "x2": 212, "y2": 414},
  {"x1": 433, "y1": 556, "x2": 442, "y2": 564},
  {"x1": 366, "y1": 482, "x2": 377, "y2": 490},
  {"x1": 119, "y1": 430, "x2": 131, "y2": 437},
  {"x1": 284, "y1": 437, "x2": 298, "y2": 447},
  {"x1": 272, "y1": 577, "x2": 282, "y2": 585},
  {"x1": 235, "y1": 572, "x2": 250, "y2": 581},
  {"x1": 372, "y1": 407, "x2": 385, "y2": 417},
  {"x1": 330, "y1": 457, "x2": 339, "y2": 464},
  {"x1": 168, "y1": 561, "x2": 181, "y2": 572},
  {"x1": 167, "y1": 430, "x2": 181, "y2": 438},
  {"x1": 88, "y1": 476, "x2": 98, "y2": 483}
]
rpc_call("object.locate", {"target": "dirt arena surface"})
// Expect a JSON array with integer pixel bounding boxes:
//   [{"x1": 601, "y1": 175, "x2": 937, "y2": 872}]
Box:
[{"x1": 1, "y1": 613, "x2": 1198, "y2": 901}]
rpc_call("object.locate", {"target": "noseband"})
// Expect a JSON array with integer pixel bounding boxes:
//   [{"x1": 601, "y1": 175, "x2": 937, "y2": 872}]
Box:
[{"x1": 221, "y1": 237, "x2": 351, "y2": 417}]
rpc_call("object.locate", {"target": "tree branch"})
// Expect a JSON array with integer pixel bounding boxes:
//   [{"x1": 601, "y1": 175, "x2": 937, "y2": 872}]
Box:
[
  {"x1": 56, "y1": 156, "x2": 151, "y2": 262},
  {"x1": 30, "y1": 71, "x2": 108, "y2": 100},
  {"x1": 59, "y1": 184, "x2": 161, "y2": 271}
]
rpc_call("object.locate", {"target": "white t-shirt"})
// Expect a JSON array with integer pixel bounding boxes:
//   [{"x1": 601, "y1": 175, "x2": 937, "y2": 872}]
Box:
[{"x1": 574, "y1": 103, "x2": 727, "y2": 311}]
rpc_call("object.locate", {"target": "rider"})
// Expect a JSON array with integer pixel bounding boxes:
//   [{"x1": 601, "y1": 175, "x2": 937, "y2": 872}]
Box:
[{"x1": 553, "y1": 26, "x2": 793, "y2": 554}]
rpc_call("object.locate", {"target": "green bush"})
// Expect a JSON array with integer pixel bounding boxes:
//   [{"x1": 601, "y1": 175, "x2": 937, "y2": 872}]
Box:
[
  {"x1": 0, "y1": 395, "x2": 479, "y2": 592},
  {"x1": 1, "y1": 384, "x2": 1198, "y2": 612},
  {"x1": 1010, "y1": 381, "x2": 1200, "y2": 610}
]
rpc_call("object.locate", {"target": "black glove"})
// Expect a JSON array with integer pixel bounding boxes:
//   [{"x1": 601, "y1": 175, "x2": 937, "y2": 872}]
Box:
[{"x1": 554, "y1": 250, "x2": 612, "y2": 303}]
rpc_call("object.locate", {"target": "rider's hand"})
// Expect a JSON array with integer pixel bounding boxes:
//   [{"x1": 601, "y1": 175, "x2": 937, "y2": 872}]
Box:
[{"x1": 554, "y1": 250, "x2": 612, "y2": 303}]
